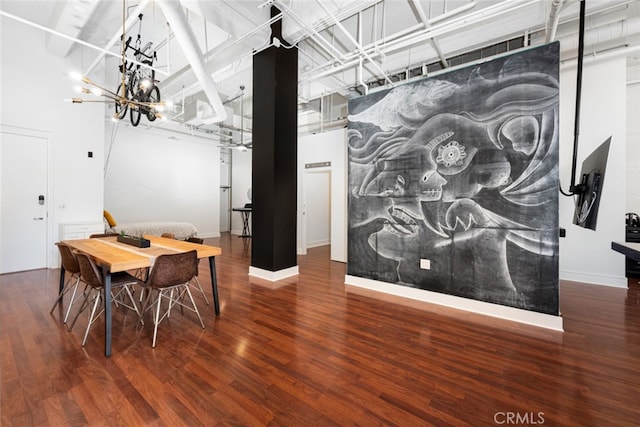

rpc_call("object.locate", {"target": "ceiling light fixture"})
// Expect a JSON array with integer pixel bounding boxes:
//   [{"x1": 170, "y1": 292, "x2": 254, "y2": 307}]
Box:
[{"x1": 67, "y1": 0, "x2": 165, "y2": 127}]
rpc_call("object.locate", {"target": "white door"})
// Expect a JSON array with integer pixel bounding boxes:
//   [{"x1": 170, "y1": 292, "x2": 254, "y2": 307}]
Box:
[
  {"x1": 1, "y1": 130, "x2": 49, "y2": 273},
  {"x1": 304, "y1": 170, "x2": 331, "y2": 248}
]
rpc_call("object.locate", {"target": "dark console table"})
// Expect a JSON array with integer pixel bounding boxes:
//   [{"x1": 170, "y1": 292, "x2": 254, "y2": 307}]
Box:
[{"x1": 232, "y1": 206, "x2": 252, "y2": 237}]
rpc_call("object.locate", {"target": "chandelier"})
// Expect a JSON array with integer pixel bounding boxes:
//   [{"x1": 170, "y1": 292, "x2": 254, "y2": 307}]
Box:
[{"x1": 67, "y1": 1, "x2": 168, "y2": 127}]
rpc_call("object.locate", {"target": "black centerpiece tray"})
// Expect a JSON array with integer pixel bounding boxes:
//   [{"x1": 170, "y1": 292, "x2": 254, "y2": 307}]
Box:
[{"x1": 117, "y1": 234, "x2": 151, "y2": 248}]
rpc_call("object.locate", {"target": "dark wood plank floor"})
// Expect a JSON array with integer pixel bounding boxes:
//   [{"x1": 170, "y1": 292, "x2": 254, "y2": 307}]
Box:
[{"x1": 1, "y1": 233, "x2": 639, "y2": 426}]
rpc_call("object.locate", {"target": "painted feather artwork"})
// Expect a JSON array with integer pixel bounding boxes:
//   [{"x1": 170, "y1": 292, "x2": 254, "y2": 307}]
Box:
[{"x1": 347, "y1": 43, "x2": 560, "y2": 315}]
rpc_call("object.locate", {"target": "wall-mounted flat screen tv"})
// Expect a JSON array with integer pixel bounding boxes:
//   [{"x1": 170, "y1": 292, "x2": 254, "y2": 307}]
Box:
[{"x1": 573, "y1": 136, "x2": 611, "y2": 230}]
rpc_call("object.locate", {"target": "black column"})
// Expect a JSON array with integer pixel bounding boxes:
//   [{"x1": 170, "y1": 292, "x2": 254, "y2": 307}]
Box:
[{"x1": 251, "y1": 6, "x2": 298, "y2": 273}]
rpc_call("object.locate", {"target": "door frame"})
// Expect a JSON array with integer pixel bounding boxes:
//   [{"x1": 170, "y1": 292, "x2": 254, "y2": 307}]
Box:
[
  {"x1": 1, "y1": 124, "x2": 53, "y2": 270},
  {"x1": 300, "y1": 167, "x2": 332, "y2": 254}
]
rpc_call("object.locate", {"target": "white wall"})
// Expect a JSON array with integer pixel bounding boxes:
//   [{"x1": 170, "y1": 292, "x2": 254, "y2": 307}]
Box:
[
  {"x1": 1, "y1": 17, "x2": 105, "y2": 267},
  {"x1": 103, "y1": 125, "x2": 220, "y2": 237},
  {"x1": 559, "y1": 56, "x2": 627, "y2": 287},
  {"x1": 626, "y1": 77, "x2": 640, "y2": 213},
  {"x1": 298, "y1": 128, "x2": 347, "y2": 262}
]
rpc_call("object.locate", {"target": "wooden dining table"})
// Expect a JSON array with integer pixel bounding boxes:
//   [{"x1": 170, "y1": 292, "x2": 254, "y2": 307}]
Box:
[{"x1": 59, "y1": 235, "x2": 222, "y2": 357}]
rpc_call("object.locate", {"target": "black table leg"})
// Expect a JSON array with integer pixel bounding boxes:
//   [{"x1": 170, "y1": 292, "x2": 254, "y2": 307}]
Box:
[
  {"x1": 103, "y1": 269, "x2": 112, "y2": 357},
  {"x1": 240, "y1": 212, "x2": 251, "y2": 237},
  {"x1": 208, "y1": 256, "x2": 220, "y2": 315}
]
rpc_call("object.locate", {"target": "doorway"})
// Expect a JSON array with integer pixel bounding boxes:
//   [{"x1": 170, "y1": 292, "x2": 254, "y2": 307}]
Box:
[
  {"x1": 303, "y1": 169, "x2": 331, "y2": 249},
  {"x1": 1, "y1": 126, "x2": 50, "y2": 273},
  {"x1": 220, "y1": 149, "x2": 231, "y2": 233}
]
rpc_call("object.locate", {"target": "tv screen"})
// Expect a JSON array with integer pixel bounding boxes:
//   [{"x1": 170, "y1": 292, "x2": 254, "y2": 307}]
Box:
[{"x1": 573, "y1": 136, "x2": 611, "y2": 230}]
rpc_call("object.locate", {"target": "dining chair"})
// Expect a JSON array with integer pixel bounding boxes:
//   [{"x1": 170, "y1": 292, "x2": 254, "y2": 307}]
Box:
[
  {"x1": 139, "y1": 250, "x2": 204, "y2": 347},
  {"x1": 50, "y1": 242, "x2": 84, "y2": 323},
  {"x1": 184, "y1": 237, "x2": 209, "y2": 305},
  {"x1": 69, "y1": 252, "x2": 143, "y2": 346},
  {"x1": 161, "y1": 232, "x2": 175, "y2": 239}
]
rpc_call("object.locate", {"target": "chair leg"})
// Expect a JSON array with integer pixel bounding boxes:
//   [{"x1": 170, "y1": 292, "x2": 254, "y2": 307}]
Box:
[
  {"x1": 152, "y1": 290, "x2": 164, "y2": 347},
  {"x1": 82, "y1": 289, "x2": 102, "y2": 346},
  {"x1": 69, "y1": 286, "x2": 92, "y2": 332},
  {"x1": 167, "y1": 289, "x2": 174, "y2": 318},
  {"x1": 122, "y1": 284, "x2": 142, "y2": 320},
  {"x1": 191, "y1": 276, "x2": 210, "y2": 305},
  {"x1": 50, "y1": 274, "x2": 82, "y2": 320},
  {"x1": 184, "y1": 285, "x2": 205, "y2": 329},
  {"x1": 62, "y1": 277, "x2": 82, "y2": 323},
  {"x1": 140, "y1": 287, "x2": 153, "y2": 325}
]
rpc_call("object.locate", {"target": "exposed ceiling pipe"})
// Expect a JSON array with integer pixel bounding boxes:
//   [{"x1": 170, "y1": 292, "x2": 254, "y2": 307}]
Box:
[
  {"x1": 379, "y1": 0, "x2": 539, "y2": 56},
  {"x1": 315, "y1": 0, "x2": 395, "y2": 87},
  {"x1": 357, "y1": 11, "x2": 368, "y2": 95},
  {"x1": 303, "y1": 0, "x2": 476, "y2": 78},
  {"x1": 156, "y1": 0, "x2": 227, "y2": 123},
  {"x1": 290, "y1": 0, "x2": 383, "y2": 45},
  {"x1": 429, "y1": 0, "x2": 478, "y2": 25},
  {"x1": 545, "y1": 0, "x2": 566, "y2": 42},
  {"x1": 358, "y1": 57, "x2": 368, "y2": 95},
  {"x1": 549, "y1": 16, "x2": 640, "y2": 51},
  {"x1": 202, "y1": 12, "x2": 282, "y2": 63},
  {"x1": 304, "y1": 23, "x2": 424, "y2": 77},
  {"x1": 560, "y1": 42, "x2": 640, "y2": 67},
  {"x1": 160, "y1": 11, "x2": 282, "y2": 95},
  {"x1": 306, "y1": 0, "x2": 526, "y2": 83},
  {"x1": 566, "y1": 0, "x2": 585, "y2": 196},
  {"x1": 84, "y1": 0, "x2": 151, "y2": 75},
  {"x1": 409, "y1": 0, "x2": 449, "y2": 67},
  {"x1": 272, "y1": 0, "x2": 345, "y2": 65}
]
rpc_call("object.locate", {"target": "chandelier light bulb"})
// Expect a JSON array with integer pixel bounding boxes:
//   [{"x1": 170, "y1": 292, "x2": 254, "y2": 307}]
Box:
[{"x1": 139, "y1": 78, "x2": 151, "y2": 91}]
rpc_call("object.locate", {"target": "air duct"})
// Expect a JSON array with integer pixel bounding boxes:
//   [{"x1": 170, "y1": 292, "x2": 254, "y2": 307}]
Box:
[{"x1": 156, "y1": 0, "x2": 227, "y2": 123}]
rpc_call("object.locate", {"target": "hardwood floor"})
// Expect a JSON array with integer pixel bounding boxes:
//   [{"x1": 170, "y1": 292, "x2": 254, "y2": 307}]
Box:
[{"x1": 1, "y1": 233, "x2": 639, "y2": 426}]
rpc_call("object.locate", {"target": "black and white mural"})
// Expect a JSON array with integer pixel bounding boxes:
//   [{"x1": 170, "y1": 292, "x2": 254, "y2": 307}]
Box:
[{"x1": 347, "y1": 43, "x2": 560, "y2": 315}]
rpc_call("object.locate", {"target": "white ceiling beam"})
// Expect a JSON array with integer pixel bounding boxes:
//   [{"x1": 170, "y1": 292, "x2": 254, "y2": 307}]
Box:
[
  {"x1": 45, "y1": 0, "x2": 100, "y2": 58},
  {"x1": 84, "y1": 0, "x2": 151, "y2": 76},
  {"x1": 315, "y1": 0, "x2": 394, "y2": 87},
  {"x1": 408, "y1": 0, "x2": 449, "y2": 67}
]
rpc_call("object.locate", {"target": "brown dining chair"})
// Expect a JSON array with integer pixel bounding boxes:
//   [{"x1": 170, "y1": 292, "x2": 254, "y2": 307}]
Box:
[
  {"x1": 69, "y1": 252, "x2": 143, "y2": 346},
  {"x1": 139, "y1": 250, "x2": 204, "y2": 347},
  {"x1": 51, "y1": 242, "x2": 84, "y2": 323},
  {"x1": 161, "y1": 232, "x2": 175, "y2": 239}
]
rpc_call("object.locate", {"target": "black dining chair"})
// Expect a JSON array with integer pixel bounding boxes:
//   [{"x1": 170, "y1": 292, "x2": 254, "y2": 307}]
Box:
[
  {"x1": 50, "y1": 242, "x2": 84, "y2": 323},
  {"x1": 139, "y1": 250, "x2": 204, "y2": 347},
  {"x1": 69, "y1": 252, "x2": 143, "y2": 346}
]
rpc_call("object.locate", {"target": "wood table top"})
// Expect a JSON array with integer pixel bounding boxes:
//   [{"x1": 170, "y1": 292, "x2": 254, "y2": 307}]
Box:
[{"x1": 61, "y1": 235, "x2": 222, "y2": 273}]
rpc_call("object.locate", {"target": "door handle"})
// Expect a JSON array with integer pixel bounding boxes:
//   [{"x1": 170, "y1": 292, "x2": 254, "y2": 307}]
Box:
[{"x1": 33, "y1": 217, "x2": 44, "y2": 220}]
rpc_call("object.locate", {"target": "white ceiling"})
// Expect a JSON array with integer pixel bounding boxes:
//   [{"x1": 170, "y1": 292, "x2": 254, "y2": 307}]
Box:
[{"x1": 2, "y1": 0, "x2": 639, "y2": 143}]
